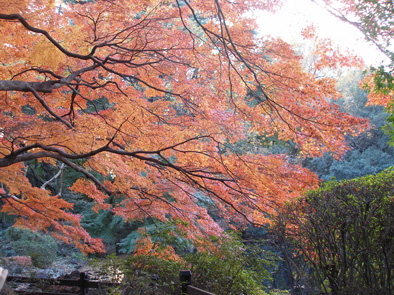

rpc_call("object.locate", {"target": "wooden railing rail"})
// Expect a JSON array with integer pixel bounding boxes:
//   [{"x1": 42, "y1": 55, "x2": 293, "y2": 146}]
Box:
[
  {"x1": 7, "y1": 270, "x2": 215, "y2": 295},
  {"x1": 187, "y1": 285, "x2": 215, "y2": 295},
  {"x1": 179, "y1": 270, "x2": 215, "y2": 295},
  {"x1": 7, "y1": 272, "x2": 120, "y2": 295}
]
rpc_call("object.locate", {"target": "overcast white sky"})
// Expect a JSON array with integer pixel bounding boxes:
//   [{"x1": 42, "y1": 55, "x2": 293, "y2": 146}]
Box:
[{"x1": 255, "y1": 0, "x2": 389, "y2": 67}]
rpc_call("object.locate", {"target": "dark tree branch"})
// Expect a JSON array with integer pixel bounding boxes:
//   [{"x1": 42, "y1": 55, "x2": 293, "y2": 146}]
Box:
[
  {"x1": 26, "y1": 85, "x2": 73, "y2": 129},
  {"x1": 0, "y1": 80, "x2": 60, "y2": 93},
  {"x1": 0, "y1": 13, "x2": 97, "y2": 61}
]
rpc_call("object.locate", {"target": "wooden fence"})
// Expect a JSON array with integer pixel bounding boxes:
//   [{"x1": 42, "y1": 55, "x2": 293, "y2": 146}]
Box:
[
  {"x1": 7, "y1": 272, "x2": 119, "y2": 295},
  {"x1": 7, "y1": 270, "x2": 215, "y2": 295},
  {"x1": 180, "y1": 270, "x2": 215, "y2": 295},
  {"x1": 187, "y1": 285, "x2": 215, "y2": 295}
]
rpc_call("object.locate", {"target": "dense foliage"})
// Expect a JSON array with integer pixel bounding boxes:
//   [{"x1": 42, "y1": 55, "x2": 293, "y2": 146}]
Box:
[
  {"x1": 273, "y1": 168, "x2": 394, "y2": 294},
  {"x1": 1, "y1": 1, "x2": 393, "y2": 293},
  {"x1": 0, "y1": 0, "x2": 369, "y2": 253},
  {"x1": 2, "y1": 227, "x2": 57, "y2": 268},
  {"x1": 96, "y1": 231, "x2": 277, "y2": 295},
  {"x1": 304, "y1": 70, "x2": 394, "y2": 181}
]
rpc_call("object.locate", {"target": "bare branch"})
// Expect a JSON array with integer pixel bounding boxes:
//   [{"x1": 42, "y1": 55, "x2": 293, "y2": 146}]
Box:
[{"x1": 40, "y1": 163, "x2": 65, "y2": 190}]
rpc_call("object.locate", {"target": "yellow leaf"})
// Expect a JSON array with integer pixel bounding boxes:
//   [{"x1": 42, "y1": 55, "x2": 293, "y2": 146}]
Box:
[{"x1": 27, "y1": 39, "x2": 67, "y2": 71}]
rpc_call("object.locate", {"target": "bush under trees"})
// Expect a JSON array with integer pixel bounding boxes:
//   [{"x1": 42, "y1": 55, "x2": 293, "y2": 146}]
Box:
[
  {"x1": 95, "y1": 228, "x2": 277, "y2": 295},
  {"x1": 2, "y1": 227, "x2": 58, "y2": 268},
  {"x1": 272, "y1": 168, "x2": 394, "y2": 295}
]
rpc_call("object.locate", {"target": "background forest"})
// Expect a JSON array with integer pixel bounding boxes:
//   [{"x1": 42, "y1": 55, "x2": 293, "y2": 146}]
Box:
[{"x1": 1, "y1": 0, "x2": 394, "y2": 294}]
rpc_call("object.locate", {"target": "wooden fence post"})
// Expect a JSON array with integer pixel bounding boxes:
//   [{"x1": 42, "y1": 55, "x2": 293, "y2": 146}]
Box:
[
  {"x1": 80, "y1": 272, "x2": 88, "y2": 295},
  {"x1": 179, "y1": 270, "x2": 192, "y2": 294}
]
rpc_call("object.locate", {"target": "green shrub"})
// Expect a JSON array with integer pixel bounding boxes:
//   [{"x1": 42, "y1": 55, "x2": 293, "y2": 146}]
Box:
[
  {"x1": 183, "y1": 234, "x2": 274, "y2": 295},
  {"x1": 4, "y1": 227, "x2": 58, "y2": 268},
  {"x1": 273, "y1": 168, "x2": 394, "y2": 294},
  {"x1": 97, "y1": 223, "x2": 275, "y2": 295}
]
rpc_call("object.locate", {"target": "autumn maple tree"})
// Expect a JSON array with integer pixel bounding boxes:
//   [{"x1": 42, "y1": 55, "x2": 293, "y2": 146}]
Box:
[{"x1": 0, "y1": 0, "x2": 367, "y2": 253}]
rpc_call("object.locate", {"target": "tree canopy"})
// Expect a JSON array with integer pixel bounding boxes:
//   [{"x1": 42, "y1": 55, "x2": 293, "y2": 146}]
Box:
[
  {"x1": 313, "y1": 0, "x2": 394, "y2": 142},
  {"x1": 304, "y1": 70, "x2": 394, "y2": 181},
  {"x1": 312, "y1": 0, "x2": 393, "y2": 62},
  {"x1": 0, "y1": 0, "x2": 367, "y2": 253}
]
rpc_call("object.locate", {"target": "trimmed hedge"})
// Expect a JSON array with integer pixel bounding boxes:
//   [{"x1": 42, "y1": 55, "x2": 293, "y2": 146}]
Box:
[{"x1": 274, "y1": 168, "x2": 394, "y2": 295}]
